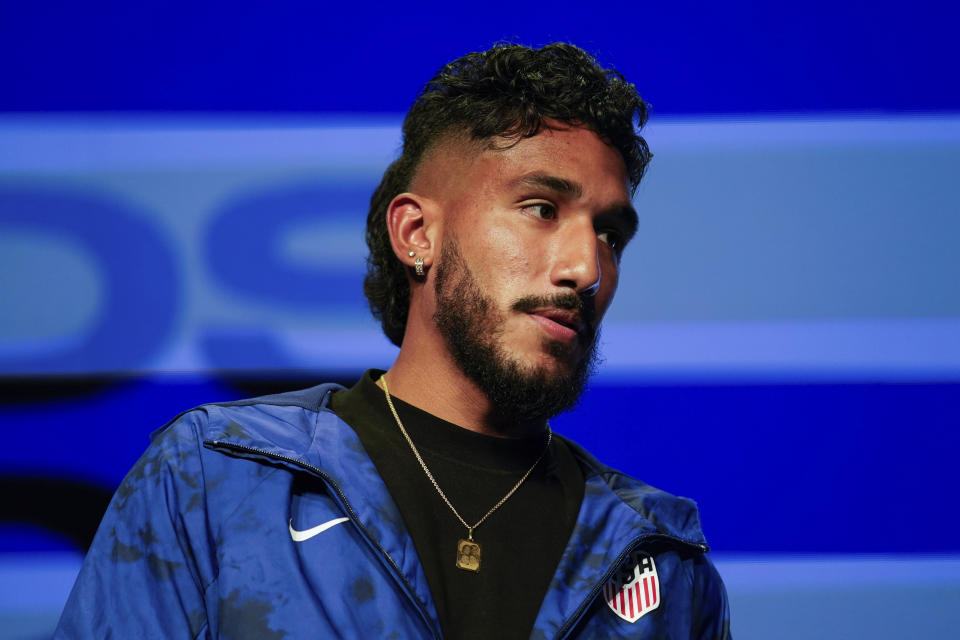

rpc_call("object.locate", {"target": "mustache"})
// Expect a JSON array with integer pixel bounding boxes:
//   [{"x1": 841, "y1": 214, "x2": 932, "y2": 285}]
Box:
[
  {"x1": 511, "y1": 293, "x2": 597, "y2": 337},
  {"x1": 512, "y1": 293, "x2": 582, "y2": 313}
]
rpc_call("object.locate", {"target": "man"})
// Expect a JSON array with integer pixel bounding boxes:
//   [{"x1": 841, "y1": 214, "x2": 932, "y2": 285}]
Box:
[{"x1": 57, "y1": 43, "x2": 730, "y2": 639}]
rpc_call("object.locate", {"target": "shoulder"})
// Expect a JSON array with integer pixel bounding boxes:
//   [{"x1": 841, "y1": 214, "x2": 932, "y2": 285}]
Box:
[
  {"x1": 150, "y1": 382, "x2": 346, "y2": 454},
  {"x1": 557, "y1": 433, "x2": 709, "y2": 548},
  {"x1": 113, "y1": 382, "x2": 348, "y2": 523},
  {"x1": 557, "y1": 436, "x2": 730, "y2": 636},
  {"x1": 102, "y1": 382, "x2": 351, "y2": 565}
]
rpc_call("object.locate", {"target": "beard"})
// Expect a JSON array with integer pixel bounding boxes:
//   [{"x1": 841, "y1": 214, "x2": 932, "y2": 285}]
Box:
[{"x1": 432, "y1": 238, "x2": 600, "y2": 427}]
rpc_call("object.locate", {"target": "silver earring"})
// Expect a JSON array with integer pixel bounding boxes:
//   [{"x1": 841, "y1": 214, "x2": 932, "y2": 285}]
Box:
[
  {"x1": 414, "y1": 257, "x2": 424, "y2": 276},
  {"x1": 408, "y1": 250, "x2": 416, "y2": 257}
]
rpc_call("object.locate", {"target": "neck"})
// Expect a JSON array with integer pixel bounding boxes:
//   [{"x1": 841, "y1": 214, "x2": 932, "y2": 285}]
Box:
[{"x1": 380, "y1": 346, "x2": 547, "y2": 439}]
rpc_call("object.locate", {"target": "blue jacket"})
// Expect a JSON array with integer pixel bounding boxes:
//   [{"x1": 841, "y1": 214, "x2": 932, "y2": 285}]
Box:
[{"x1": 56, "y1": 384, "x2": 730, "y2": 639}]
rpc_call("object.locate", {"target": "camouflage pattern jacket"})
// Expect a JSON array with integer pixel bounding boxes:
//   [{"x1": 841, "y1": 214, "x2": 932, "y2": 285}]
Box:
[{"x1": 56, "y1": 384, "x2": 731, "y2": 639}]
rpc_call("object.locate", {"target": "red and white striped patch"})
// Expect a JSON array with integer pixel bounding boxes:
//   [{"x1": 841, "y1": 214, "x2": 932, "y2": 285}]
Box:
[{"x1": 603, "y1": 551, "x2": 660, "y2": 623}]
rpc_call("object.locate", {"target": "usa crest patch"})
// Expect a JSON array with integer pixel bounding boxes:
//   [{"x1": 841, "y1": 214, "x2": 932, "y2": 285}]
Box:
[{"x1": 603, "y1": 550, "x2": 660, "y2": 623}]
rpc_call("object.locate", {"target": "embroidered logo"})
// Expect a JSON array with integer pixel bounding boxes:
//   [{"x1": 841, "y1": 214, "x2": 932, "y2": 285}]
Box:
[{"x1": 603, "y1": 550, "x2": 660, "y2": 623}]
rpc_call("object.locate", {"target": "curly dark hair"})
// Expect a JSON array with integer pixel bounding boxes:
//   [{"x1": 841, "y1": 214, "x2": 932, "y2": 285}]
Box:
[{"x1": 364, "y1": 42, "x2": 652, "y2": 346}]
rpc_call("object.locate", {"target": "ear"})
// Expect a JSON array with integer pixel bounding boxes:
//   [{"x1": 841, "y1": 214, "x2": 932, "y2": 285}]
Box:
[{"x1": 386, "y1": 192, "x2": 435, "y2": 273}]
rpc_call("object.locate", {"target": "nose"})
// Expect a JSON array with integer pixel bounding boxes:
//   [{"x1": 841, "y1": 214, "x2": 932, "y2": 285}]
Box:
[{"x1": 550, "y1": 217, "x2": 601, "y2": 296}]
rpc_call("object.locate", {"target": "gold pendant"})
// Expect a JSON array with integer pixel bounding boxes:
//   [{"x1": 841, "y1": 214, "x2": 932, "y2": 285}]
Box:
[{"x1": 456, "y1": 538, "x2": 482, "y2": 572}]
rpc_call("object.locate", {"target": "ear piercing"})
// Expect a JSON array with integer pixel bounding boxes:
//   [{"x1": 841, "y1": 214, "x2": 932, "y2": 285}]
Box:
[{"x1": 409, "y1": 251, "x2": 425, "y2": 276}]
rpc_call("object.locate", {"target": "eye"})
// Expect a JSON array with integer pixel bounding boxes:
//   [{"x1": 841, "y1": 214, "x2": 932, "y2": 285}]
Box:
[
  {"x1": 521, "y1": 202, "x2": 557, "y2": 220},
  {"x1": 597, "y1": 229, "x2": 623, "y2": 251}
]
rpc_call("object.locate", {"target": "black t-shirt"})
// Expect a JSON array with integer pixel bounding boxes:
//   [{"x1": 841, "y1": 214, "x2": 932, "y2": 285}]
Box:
[{"x1": 330, "y1": 370, "x2": 585, "y2": 640}]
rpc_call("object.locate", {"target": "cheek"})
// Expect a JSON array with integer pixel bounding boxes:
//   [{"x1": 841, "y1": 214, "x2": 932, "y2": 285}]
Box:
[{"x1": 480, "y1": 226, "x2": 536, "y2": 288}]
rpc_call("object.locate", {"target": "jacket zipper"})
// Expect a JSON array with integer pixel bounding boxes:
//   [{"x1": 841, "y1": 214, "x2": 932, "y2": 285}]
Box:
[
  {"x1": 204, "y1": 439, "x2": 441, "y2": 640},
  {"x1": 554, "y1": 534, "x2": 708, "y2": 640}
]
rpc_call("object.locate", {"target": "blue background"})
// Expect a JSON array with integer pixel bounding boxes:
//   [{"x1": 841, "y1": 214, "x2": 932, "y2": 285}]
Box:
[{"x1": 1, "y1": 1, "x2": 959, "y2": 637}]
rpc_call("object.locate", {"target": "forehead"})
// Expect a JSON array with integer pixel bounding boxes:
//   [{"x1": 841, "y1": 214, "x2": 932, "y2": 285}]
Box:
[
  {"x1": 412, "y1": 124, "x2": 630, "y2": 203},
  {"x1": 489, "y1": 125, "x2": 629, "y2": 192}
]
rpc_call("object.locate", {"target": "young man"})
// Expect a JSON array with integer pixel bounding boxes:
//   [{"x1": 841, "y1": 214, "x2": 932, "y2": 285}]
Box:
[{"x1": 57, "y1": 43, "x2": 730, "y2": 639}]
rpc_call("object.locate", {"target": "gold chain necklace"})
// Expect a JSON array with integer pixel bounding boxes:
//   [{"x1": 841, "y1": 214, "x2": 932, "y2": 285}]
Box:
[{"x1": 380, "y1": 374, "x2": 552, "y2": 572}]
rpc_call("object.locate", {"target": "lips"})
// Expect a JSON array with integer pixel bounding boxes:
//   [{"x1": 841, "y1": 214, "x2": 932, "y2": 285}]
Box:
[
  {"x1": 539, "y1": 308, "x2": 582, "y2": 331},
  {"x1": 529, "y1": 308, "x2": 583, "y2": 342}
]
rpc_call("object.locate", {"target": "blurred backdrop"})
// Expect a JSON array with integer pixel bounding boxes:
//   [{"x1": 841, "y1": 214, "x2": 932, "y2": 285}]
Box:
[{"x1": 1, "y1": 2, "x2": 958, "y2": 638}]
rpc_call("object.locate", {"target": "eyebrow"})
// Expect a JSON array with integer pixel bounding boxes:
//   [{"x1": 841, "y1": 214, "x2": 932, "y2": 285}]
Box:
[
  {"x1": 515, "y1": 173, "x2": 583, "y2": 198},
  {"x1": 514, "y1": 172, "x2": 638, "y2": 241}
]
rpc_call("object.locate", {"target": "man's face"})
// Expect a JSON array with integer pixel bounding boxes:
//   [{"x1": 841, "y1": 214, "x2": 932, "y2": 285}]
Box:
[{"x1": 426, "y1": 123, "x2": 636, "y2": 424}]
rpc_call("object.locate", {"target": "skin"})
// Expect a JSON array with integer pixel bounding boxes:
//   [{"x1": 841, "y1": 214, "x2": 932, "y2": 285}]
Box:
[{"x1": 381, "y1": 121, "x2": 637, "y2": 437}]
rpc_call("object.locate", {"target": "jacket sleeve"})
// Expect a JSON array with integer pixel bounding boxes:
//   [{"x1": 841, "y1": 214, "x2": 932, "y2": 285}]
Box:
[
  {"x1": 55, "y1": 415, "x2": 214, "y2": 639},
  {"x1": 691, "y1": 554, "x2": 732, "y2": 640}
]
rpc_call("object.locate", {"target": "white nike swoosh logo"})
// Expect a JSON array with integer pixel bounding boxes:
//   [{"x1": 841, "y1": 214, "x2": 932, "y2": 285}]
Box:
[{"x1": 289, "y1": 517, "x2": 350, "y2": 542}]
